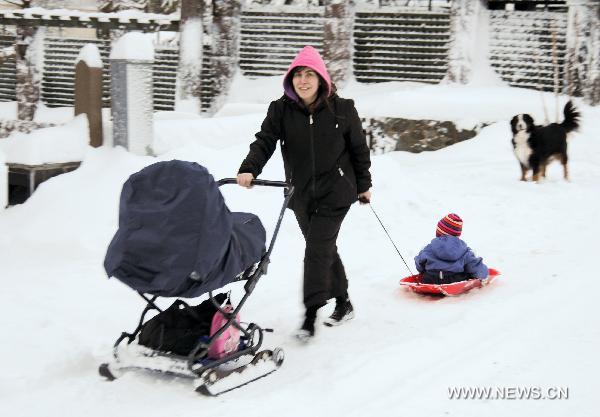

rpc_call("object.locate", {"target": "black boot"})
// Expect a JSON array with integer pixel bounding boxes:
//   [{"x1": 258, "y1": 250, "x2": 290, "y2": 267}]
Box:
[
  {"x1": 294, "y1": 306, "x2": 319, "y2": 342},
  {"x1": 323, "y1": 296, "x2": 354, "y2": 327}
]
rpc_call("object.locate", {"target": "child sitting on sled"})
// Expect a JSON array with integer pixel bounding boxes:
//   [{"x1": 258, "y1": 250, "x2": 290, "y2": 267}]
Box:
[{"x1": 414, "y1": 213, "x2": 488, "y2": 285}]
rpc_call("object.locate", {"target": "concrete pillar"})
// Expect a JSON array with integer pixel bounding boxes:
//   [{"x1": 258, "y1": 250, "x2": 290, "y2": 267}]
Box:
[
  {"x1": 566, "y1": 0, "x2": 600, "y2": 105},
  {"x1": 110, "y1": 33, "x2": 155, "y2": 156},
  {"x1": 323, "y1": 0, "x2": 354, "y2": 88},
  {"x1": 75, "y1": 44, "x2": 104, "y2": 148}
]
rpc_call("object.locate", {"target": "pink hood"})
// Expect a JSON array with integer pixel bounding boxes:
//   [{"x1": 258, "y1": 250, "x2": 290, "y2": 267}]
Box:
[{"x1": 283, "y1": 46, "x2": 332, "y2": 102}]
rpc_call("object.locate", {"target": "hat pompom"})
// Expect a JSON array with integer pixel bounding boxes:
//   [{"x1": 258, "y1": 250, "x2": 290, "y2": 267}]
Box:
[{"x1": 436, "y1": 213, "x2": 463, "y2": 237}]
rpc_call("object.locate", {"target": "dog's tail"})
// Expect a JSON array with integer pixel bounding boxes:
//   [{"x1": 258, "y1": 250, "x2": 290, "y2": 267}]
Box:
[{"x1": 561, "y1": 100, "x2": 580, "y2": 133}]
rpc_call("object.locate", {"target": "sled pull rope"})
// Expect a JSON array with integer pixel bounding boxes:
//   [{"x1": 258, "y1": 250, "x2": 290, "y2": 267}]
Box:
[{"x1": 367, "y1": 203, "x2": 414, "y2": 275}]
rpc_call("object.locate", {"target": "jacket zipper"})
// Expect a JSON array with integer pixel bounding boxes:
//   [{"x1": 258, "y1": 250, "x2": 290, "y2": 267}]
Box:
[
  {"x1": 338, "y1": 165, "x2": 354, "y2": 188},
  {"x1": 309, "y1": 114, "x2": 316, "y2": 199},
  {"x1": 282, "y1": 140, "x2": 293, "y2": 183}
]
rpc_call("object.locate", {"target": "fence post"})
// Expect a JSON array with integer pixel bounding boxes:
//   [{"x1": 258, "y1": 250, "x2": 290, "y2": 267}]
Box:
[
  {"x1": 445, "y1": 0, "x2": 488, "y2": 84},
  {"x1": 565, "y1": 0, "x2": 600, "y2": 105},
  {"x1": 75, "y1": 44, "x2": 104, "y2": 148},
  {"x1": 110, "y1": 32, "x2": 155, "y2": 155},
  {"x1": 323, "y1": 0, "x2": 354, "y2": 88}
]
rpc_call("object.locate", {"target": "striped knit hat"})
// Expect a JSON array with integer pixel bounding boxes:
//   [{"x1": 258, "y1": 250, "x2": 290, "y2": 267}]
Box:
[{"x1": 436, "y1": 213, "x2": 463, "y2": 237}]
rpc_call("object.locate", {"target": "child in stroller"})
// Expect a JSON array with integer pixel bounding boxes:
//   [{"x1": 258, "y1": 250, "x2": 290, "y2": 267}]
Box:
[{"x1": 99, "y1": 160, "x2": 292, "y2": 396}]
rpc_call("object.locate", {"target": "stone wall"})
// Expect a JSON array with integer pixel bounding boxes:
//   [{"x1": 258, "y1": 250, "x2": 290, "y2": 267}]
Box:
[{"x1": 365, "y1": 117, "x2": 486, "y2": 154}]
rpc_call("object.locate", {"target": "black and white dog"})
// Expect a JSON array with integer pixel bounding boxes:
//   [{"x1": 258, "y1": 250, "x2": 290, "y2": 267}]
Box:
[{"x1": 510, "y1": 101, "x2": 580, "y2": 182}]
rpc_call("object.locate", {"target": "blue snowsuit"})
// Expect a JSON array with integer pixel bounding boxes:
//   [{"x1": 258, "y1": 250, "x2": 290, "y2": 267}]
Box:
[{"x1": 414, "y1": 235, "x2": 488, "y2": 284}]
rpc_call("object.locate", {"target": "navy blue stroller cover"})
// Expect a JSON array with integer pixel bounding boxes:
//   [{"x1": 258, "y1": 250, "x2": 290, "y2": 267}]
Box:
[{"x1": 104, "y1": 160, "x2": 266, "y2": 298}]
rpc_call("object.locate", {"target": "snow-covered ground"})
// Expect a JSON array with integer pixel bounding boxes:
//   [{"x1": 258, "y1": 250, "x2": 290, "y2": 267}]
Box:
[{"x1": 1, "y1": 78, "x2": 599, "y2": 417}]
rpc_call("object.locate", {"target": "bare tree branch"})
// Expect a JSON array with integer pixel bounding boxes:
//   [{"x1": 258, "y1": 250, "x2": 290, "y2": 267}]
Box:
[{"x1": 160, "y1": 0, "x2": 179, "y2": 13}]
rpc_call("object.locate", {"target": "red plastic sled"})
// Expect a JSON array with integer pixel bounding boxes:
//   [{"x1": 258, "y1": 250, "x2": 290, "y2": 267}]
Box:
[{"x1": 399, "y1": 268, "x2": 500, "y2": 296}]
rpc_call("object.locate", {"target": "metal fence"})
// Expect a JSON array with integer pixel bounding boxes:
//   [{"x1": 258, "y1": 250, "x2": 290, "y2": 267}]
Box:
[
  {"x1": 0, "y1": 33, "x2": 16, "y2": 102},
  {"x1": 239, "y1": 7, "x2": 325, "y2": 77},
  {"x1": 42, "y1": 37, "x2": 111, "y2": 107},
  {"x1": 238, "y1": 5, "x2": 451, "y2": 84},
  {"x1": 353, "y1": 9, "x2": 450, "y2": 83},
  {"x1": 488, "y1": 10, "x2": 567, "y2": 92},
  {"x1": 0, "y1": 4, "x2": 576, "y2": 111},
  {"x1": 39, "y1": 36, "x2": 215, "y2": 112}
]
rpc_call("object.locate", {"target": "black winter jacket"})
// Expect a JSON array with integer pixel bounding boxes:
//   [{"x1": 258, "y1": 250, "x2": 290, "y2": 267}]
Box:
[{"x1": 239, "y1": 94, "x2": 372, "y2": 211}]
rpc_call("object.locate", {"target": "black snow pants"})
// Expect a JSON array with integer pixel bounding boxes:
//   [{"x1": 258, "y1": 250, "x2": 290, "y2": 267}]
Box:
[{"x1": 293, "y1": 205, "x2": 350, "y2": 309}]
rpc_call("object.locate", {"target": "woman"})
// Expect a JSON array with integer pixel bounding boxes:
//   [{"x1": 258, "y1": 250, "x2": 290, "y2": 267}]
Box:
[{"x1": 237, "y1": 46, "x2": 372, "y2": 341}]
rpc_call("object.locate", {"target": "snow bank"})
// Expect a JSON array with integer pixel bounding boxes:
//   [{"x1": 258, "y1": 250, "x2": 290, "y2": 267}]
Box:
[
  {"x1": 0, "y1": 115, "x2": 89, "y2": 165},
  {"x1": 341, "y1": 80, "x2": 580, "y2": 129},
  {"x1": 0, "y1": 146, "x2": 152, "y2": 253},
  {"x1": 0, "y1": 81, "x2": 599, "y2": 417},
  {"x1": 154, "y1": 112, "x2": 264, "y2": 154},
  {"x1": 0, "y1": 101, "x2": 16, "y2": 120},
  {"x1": 0, "y1": 102, "x2": 74, "y2": 124},
  {"x1": 223, "y1": 73, "x2": 285, "y2": 107},
  {"x1": 214, "y1": 74, "x2": 575, "y2": 130},
  {"x1": 34, "y1": 103, "x2": 74, "y2": 125}
]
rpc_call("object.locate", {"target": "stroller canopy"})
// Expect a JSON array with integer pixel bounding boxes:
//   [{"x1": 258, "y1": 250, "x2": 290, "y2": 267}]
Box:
[{"x1": 104, "y1": 160, "x2": 266, "y2": 298}]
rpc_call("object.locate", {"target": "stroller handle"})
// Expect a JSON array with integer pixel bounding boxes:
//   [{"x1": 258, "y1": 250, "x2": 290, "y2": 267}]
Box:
[
  {"x1": 217, "y1": 178, "x2": 290, "y2": 189},
  {"x1": 217, "y1": 176, "x2": 294, "y2": 289}
]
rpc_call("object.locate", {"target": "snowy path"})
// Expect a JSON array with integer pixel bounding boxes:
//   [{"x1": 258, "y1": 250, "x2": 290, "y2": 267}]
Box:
[{"x1": 1, "y1": 85, "x2": 599, "y2": 417}]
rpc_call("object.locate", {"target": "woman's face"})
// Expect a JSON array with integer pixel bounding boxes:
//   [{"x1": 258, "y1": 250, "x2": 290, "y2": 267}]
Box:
[{"x1": 292, "y1": 67, "x2": 320, "y2": 106}]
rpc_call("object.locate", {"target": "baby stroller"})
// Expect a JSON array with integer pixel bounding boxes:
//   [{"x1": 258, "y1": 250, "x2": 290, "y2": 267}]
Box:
[{"x1": 99, "y1": 160, "x2": 293, "y2": 396}]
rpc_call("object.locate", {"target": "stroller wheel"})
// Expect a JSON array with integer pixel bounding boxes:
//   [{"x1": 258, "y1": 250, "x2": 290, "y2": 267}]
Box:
[
  {"x1": 99, "y1": 363, "x2": 117, "y2": 381},
  {"x1": 204, "y1": 370, "x2": 219, "y2": 384},
  {"x1": 272, "y1": 348, "x2": 285, "y2": 367}
]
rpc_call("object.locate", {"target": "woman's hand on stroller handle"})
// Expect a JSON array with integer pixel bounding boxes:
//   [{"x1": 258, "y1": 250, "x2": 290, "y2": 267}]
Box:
[
  {"x1": 221, "y1": 177, "x2": 290, "y2": 189},
  {"x1": 237, "y1": 173, "x2": 255, "y2": 188}
]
